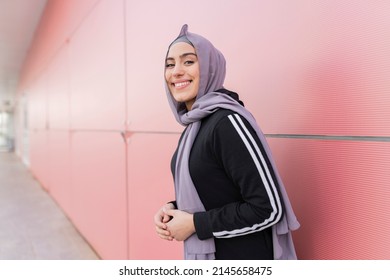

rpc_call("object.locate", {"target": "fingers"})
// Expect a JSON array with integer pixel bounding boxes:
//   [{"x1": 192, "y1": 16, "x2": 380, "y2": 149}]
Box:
[
  {"x1": 161, "y1": 214, "x2": 170, "y2": 223},
  {"x1": 153, "y1": 212, "x2": 166, "y2": 229},
  {"x1": 154, "y1": 205, "x2": 176, "y2": 241},
  {"x1": 155, "y1": 225, "x2": 173, "y2": 241},
  {"x1": 163, "y1": 208, "x2": 176, "y2": 217},
  {"x1": 155, "y1": 204, "x2": 175, "y2": 224}
]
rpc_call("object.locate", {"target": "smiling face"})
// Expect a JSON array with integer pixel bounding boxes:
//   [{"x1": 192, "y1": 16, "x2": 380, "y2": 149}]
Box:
[{"x1": 165, "y1": 42, "x2": 200, "y2": 111}]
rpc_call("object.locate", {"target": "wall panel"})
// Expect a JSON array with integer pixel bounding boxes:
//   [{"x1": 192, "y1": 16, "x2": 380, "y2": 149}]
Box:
[
  {"x1": 47, "y1": 45, "x2": 70, "y2": 130},
  {"x1": 223, "y1": 1, "x2": 390, "y2": 137},
  {"x1": 268, "y1": 137, "x2": 390, "y2": 259},
  {"x1": 28, "y1": 72, "x2": 49, "y2": 190},
  {"x1": 127, "y1": 133, "x2": 182, "y2": 259},
  {"x1": 70, "y1": 131, "x2": 127, "y2": 259},
  {"x1": 20, "y1": 0, "x2": 100, "y2": 87},
  {"x1": 48, "y1": 131, "x2": 72, "y2": 216},
  {"x1": 28, "y1": 75, "x2": 48, "y2": 131},
  {"x1": 69, "y1": 0, "x2": 125, "y2": 131},
  {"x1": 29, "y1": 130, "x2": 49, "y2": 191}
]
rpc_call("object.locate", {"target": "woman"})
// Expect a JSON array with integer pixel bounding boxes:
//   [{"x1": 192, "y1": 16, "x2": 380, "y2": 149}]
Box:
[{"x1": 154, "y1": 24, "x2": 299, "y2": 260}]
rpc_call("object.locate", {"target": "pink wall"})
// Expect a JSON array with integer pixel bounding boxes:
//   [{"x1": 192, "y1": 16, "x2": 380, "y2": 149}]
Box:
[{"x1": 16, "y1": 0, "x2": 390, "y2": 259}]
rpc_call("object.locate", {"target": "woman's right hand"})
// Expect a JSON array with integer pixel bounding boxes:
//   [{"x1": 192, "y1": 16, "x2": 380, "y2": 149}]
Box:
[{"x1": 154, "y1": 203, "x2": 175, "y2": 241}]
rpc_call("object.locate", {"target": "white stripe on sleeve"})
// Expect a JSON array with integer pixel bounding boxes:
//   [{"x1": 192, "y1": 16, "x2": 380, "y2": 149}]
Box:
[{"x1": 213, "y1": 114, "x2": 282, "y2": 238}]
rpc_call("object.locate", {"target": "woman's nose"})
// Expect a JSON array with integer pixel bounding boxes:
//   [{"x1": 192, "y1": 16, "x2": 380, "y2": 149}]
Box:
[{"x1": 172, "y1": 64, "x2": 184, "y2": 77}]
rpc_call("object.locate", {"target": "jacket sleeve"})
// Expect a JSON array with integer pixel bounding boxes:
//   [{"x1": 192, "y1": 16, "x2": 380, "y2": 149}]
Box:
[{"x1": 193, "y1": 113, "x2": 283, "y2": 240}]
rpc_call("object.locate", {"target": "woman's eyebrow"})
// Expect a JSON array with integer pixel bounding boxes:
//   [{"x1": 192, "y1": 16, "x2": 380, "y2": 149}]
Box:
[
  {"x1": 180, "y1": 52, "x2": 197, "y2": 58},
  {"x1": 166, "y1": 52, "x2": 197, "y2": 61}
]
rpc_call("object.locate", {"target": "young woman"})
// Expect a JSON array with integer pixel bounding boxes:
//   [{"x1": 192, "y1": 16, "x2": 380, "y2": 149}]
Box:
[{"x1": 154, "y1": 24, "x2": 299, "y2": 260}]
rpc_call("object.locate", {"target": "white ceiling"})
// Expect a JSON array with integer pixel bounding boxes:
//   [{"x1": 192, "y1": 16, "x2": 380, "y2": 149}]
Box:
[{"x1": 0, "y1": 0, "x2": 47, "y2": 111}]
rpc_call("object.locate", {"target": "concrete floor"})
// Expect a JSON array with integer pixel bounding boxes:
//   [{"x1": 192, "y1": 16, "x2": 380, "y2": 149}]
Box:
[{"x1": 0, "y1": 152, "x2": 99, "y2": 259}]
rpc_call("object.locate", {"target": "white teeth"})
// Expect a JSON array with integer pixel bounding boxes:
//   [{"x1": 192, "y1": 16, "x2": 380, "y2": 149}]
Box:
[{"x1": 174, "y1": 81, "x2": 190, "y2": 87}]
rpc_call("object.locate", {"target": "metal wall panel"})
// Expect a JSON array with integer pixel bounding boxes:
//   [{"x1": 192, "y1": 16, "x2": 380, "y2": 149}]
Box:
[
  {"x1": 28, "y1": 74, "x2": 48, "y2": 131},
  {"x1": 69, "y1": 0, "x2": 125, "y2": 131},
  {"x1": 29, "y1": 130, "x2": 49, "y2": 191},
  {"x1": 268, "y1": 137, "x2": 390, "y2": 259},
  {"x1": 48, "y1": 131, "x2": 72, "y2": 216},
  {"x1": 47, "y1": 46, "x2": 70, "y2": 130},
  {"x1": 20, "y1": 0, "x2": 100, "y2": 87},
  {"x1": 127, "y1": 133, "x2": 182, "y2": 259},
  {"x1": 70, "y1": 131, "x2": 127, "y2": 259}
]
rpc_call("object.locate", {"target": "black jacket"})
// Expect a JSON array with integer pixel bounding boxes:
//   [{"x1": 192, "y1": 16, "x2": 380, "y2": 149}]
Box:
[{"x1": 171, "y1": 109, "x2": 283, "y2": 259}]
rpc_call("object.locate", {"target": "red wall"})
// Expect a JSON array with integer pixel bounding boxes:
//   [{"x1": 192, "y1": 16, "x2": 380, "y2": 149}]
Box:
[{"x1": 16, "y1": 0, "x2": 390, "y2": 259}]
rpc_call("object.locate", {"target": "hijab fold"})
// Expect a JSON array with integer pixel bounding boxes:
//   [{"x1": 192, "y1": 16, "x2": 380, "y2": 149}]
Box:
[{"x1": 165, "y1": 24, "x2": 300, "y2": 260}]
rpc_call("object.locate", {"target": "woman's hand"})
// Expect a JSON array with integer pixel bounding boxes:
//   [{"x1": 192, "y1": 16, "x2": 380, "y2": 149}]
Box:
[
  {"x1": 154, "y1": 203, "x2": 175, "y2": 241},
  {"x1": 163, "y1": 208, "x2": 195, "y2": 241}
]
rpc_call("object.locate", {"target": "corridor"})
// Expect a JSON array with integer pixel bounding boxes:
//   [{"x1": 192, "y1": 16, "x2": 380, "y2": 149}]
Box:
[{"x1": 0, "y1": 152, "x2": 99, "y2": 259}]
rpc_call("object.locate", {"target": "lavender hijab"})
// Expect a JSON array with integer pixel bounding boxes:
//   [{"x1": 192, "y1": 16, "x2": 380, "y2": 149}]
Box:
[{"x1": 165, "y1": 24, "x2": 300, "y2": 260}]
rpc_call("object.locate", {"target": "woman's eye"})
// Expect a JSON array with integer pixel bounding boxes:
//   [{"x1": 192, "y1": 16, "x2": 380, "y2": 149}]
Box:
[
  {"x1": 165, "y1": 63, "x2": 175, "y2": 68},
  {"x1": 184, "y1": 60, "x2": 194, "y2": 65}
]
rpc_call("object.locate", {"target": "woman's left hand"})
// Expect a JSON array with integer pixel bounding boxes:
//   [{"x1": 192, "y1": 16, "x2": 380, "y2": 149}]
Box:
[{"x1": 163, "y1": 208, "x2": 195, "y2": 241}]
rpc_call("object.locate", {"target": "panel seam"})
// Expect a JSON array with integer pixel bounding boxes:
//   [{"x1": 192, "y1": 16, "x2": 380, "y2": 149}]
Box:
[{"x1": 265, "y1": 134, "x2": 390, "y2": 142}]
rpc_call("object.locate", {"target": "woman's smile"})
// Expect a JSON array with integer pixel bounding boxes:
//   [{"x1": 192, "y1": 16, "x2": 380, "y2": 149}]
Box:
[{"x1": 172, "y1": 80, "x2": 192, "y2": 89}]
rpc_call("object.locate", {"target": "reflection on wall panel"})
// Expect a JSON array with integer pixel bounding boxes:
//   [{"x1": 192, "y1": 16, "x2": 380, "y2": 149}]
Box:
[
  {"x1": 268, "y1": 138, "x2": 390, "y2": 259},
  {"x1": 48, "y1": 131, "x2": 71, "y2": 216},
  {"x1": 127, "y1": 133, "x2": 182, "y2": 259},
  {"x1": 69, "y1": 0, "x2": 125, "y2": 131},
  {"x1": 70, "y1": 132, "x2": 127, "y2": 259}
]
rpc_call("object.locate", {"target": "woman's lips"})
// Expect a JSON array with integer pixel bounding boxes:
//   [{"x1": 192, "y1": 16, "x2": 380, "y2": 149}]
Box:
[{"x1": 173, "y1": 81, "x2": 191, "y2": 89}]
